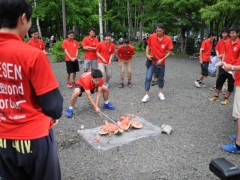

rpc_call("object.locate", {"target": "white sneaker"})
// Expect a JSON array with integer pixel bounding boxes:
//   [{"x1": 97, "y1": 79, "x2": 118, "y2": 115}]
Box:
[
  {"x1": 142, "y1": 94, "x2": 149, "y2": 103},
  {"x1": 158, "y1": 93, "x2": 165, "y2": 100},
  {"x1": 194, "y1": 80, "x2": 202, "y2": 88}
]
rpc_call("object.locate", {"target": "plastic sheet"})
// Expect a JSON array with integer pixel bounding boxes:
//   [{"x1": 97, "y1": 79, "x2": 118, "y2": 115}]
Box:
[{"x1": 77, "y1": 116, "x2": 161, "y2": 151}]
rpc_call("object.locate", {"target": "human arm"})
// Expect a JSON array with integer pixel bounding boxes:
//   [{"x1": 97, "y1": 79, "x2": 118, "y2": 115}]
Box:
[
  {"x1": 156, "y1": 50, "x2": 172, "y2": 65},
  {"x1": 85, "y1": 90, "x2": 100, "y2": 112},
  {"x1": 38, "y1": 88, "x2": 63, "y2": 120},
  {"x1": 146, "y1": 45, "x2": 152, "y2": 60},
  {"x1": 96, "y1": 51, "x2": 107, "y2": 63},
  {"x1": 64, "y1": 49, "x2": 75, "y2": 61}
]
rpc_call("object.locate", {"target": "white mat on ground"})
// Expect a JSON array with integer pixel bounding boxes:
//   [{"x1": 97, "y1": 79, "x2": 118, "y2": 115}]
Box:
[{"x1": 77, "y1": 116, "x2": 161, "y2": 151}]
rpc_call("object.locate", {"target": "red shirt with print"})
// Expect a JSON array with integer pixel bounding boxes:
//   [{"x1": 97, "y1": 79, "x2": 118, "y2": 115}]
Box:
[
  {"x1": 82, "y1": 36, "x2": 99, "y2": 60},
  {"x1": 215, "y1": 38, "x2": 229, "y2": 55},
  {"x1": 75, "y1": 72, "x2": 104, "y2": 90},
  {"x1": 234, "y1": 56, "x2": 240, "y2": 86},
  {"x1": 62, "y1": 38, "x2": 80, "y2": 61},
  {"x1": 224, "y1": 39, "x2": 240, "y2": 65},
  {"x1": 118, "y1": 45, "x2": 135, "y2": 61},
  {"x1": 96, "y1": 41, "x2": 115, "y2": 64},
  {"x1": 0, "y1": 32, "x2": 59, "y2": 140},
  {"x1": 200, "y1": 39, "x2": 213, "y2": 62},
  {"x1": 147, "y1": 34, "x2": 173, "y2": 65},
  {"x1": 27, "y1": 38, "x2": 45, "y2": 51}
]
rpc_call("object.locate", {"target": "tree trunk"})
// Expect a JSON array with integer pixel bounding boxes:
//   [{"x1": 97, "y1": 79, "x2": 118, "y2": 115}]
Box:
[
  {"x1": 139, "y1": 0, "x2": 145, "y2": 49},
  {"x1": 61, "y1": 0, "x2": 67, "y2": 39},
  {"x1": 180, "y1": 28, "x2": 185, "y2": 53},
  {"x1": 98, "y1": 0, "x2": 103, "y2": 41},
  {"x1": 104, "y1": 0, "x2": 107, "y2": 34},
  {"x1": 34, "y1": 0, "x2": 42, "y2": 38},
  {"x1": 127, "y1": 0, "x2": 132, "y2": 41}
]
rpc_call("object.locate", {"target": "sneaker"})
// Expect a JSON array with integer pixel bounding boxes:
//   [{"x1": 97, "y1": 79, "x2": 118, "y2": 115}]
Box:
[
  {"x1": 128, "y1": 82, "x2": 132, "y2": 88},
  {"x1": 72, "y1": 82, "x2": 75, "y2": 87},
  {"x1": 119, "y1": 83, "x2": 124, "y2": 88},
  {"x1": 229, "y1": 134, "x2": 237, "y2": 141},
  {"x1": 103, "y1": 102, "x2": 115, "y2": 110},
  {"x1": 208, "y1": 95, "x2": 219, "y2": 102},
  {"x1": 104, "y1": 83, "x2": 109, "y2": 88},
  {"x1": 221, "y1": 97, "x2": 229, "y2": 105},
  {"x1": 66, "y1": 108, "x2": 73, "y2": 118},
  {"x1": 158, "y1": 93, "x2": 165, "y2": 100},
  {"x1": 142, "y1": 94, "x2": 149, "y2": 103},
  {"x1": 67, "y1": 82, "x2": 73, "y2": 88},
  {"x1": 194, "y1": 80, "x2": 202, "y2": 88},
  {"x1": 151, "y1": 80, "x2": 156, "y2": 86},
  {"x1": 199, "y1": 81, "x2": 206, "y2": 87},
  {"x1": 221, "y1": 142, "x2": 240, "y2": 154}
]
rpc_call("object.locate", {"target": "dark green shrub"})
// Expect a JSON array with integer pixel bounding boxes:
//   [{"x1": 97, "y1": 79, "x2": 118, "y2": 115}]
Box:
[{"x1": 50, "y1": 40, "x2": 65, "y2": 62}]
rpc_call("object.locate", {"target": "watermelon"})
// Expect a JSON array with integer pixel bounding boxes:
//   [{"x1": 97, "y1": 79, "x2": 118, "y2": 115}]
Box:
[{"x1": 130, "y1": 121, "x2": 143, "y2": 129}]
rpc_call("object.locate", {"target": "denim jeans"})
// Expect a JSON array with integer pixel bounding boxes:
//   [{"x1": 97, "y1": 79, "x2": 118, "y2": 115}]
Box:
[{"x1": 145, "y1": 64, "x2": 165, "y2": 91}]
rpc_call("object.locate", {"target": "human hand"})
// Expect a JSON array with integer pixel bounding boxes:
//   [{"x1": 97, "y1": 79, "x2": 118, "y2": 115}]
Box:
[
  {"x1": 157, "y1": 59, "x2": 163, "y2": 65},
  {"x1": 95, "y1": 106, "x2": 100, "y2": 113},
  {"x1": 146, "y1": 55, "x2": 152, "y2": 60}
]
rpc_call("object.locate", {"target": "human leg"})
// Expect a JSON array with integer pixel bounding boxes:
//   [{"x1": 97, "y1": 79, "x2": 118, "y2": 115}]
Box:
[
  {"x1": 105, "y1": 64, "x2": 112, "y2": 83},
  {"x1": 157, "y1": 65, "x2": 165, "y2": 100},
  {"x1": 83, "y1": 59, "x2": 91, "y2": 72},
  {"x1": 66, "y1": 87, "x2": 81, "y2": 118},
  {"x1": 102, "y1": 85, "x2": 115, "y2": 110},
  {"x1": 142, "y1": 65, "x2": 155, "y2": 102},
  {"x1": 127, "y1": 60, "x2": 132, "y2": 85}
]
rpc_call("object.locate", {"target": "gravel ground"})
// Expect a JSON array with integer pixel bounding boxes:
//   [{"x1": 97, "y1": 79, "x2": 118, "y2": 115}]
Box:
[{"x1": 51, "y1": 54, "x2": 239, "y2": 180}]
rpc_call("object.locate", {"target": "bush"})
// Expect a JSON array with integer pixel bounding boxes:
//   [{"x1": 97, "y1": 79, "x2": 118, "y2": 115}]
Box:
[{"x1": 49, "y1": 40, "x2": 65, "y2": 62}]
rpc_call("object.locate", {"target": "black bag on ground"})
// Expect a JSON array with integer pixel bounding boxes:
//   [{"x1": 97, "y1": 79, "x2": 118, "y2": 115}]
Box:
[{"x1": 209, "y1": 158, "x2": 240, "y2": 180}]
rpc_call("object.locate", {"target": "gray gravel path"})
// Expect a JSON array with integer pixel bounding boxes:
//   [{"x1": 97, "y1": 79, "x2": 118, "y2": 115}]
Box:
[{"x1": 51, "y1": 54, "x2": 239, "y2": 180}]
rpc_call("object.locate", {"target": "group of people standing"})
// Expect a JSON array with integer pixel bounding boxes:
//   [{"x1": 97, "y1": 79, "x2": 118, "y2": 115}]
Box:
[{"x1": 194, "y1": 27, "x2": 240, "y2": 154}]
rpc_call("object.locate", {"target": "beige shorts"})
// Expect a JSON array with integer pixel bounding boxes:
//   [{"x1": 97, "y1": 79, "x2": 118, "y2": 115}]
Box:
[{"x1": 233, "y1": 86, "x2": 240, "y2": 119}]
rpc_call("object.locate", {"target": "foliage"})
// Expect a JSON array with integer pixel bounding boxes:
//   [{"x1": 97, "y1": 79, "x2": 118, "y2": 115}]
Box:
[{"x1": 49, "y1": 40, "x2": 65, "y2": 63}]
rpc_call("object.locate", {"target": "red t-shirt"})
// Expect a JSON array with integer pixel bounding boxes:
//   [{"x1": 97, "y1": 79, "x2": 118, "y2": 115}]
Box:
[
  {"x1": 200, "y1": 39, "x2": 213, "y2": 62},
  {"x1": 96, "y1": 41, "x2": 115, "y2": 64},
  {"x1": 224, "y1": 39, "x2": 240, "y2": 65},
  {"x1": 147, "y1": 34, "x2": 173, "y2": 65},
  {"x1": 117, "y1": 45, "x2": 135, "y2": 61},
  {"x1": 75, "y1": 72, "x2": 104, "y2": 90},
  {"x1": 0, "y1": 32, "x2": 59, "y2": 140},
  {"x1": 234, "y1": 56, "x2": 240, "y2": 86},
  {"x1": 27, "y1": 38, "x2": 45, "y2": 51},
  {"x1": 62, "y1": 39, "x2": 80, "y2": 61},
  {"x1": 82, "y1": 36, "x2": 99, "y2": 60},
  {"x1": 215, "y1": 38, "x2": 229, "y2": 55}
]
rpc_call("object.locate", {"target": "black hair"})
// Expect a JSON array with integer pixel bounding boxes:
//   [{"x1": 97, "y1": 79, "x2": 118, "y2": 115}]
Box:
[
  {"x1": 155, "y1": 23, "x2": 165, "y2": 30},
  {"x1": 221, "y1": 27, "x2": 229, "y2": 34},
  {"x1": 208, "y1": 31, "x2": 217, "y2": 38},
  {"x1": 91, "y1": 69, "x2": 103, "y2": 78},
  {"x1": 0, "y1": 0, "x2": 32, "y2": 29},
  {"x1": 104, "y1": 32, "x2": 112, "y2": 38},
  {"x1": 67, "y1": 30, "x2": 75, "y2": 35},
  {"x1": 89, "y1": 28, "x2": 96, "y2": 33},
  {"x1": 229, "y1": 26, "x2": 239, "y2": 33},
  {"x1": 30, "y1": 28, "x2": 38, "y2": 34},
  {"x1": 122, "y1": 39, "x2": 129, "y2": 44}
]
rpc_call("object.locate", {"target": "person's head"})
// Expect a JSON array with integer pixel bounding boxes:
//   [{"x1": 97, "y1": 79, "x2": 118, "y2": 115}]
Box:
[
  {"x1": 208, "y1": 31, "x2": 217, "y2": 42},
  {"x1": 220, "y1": 28, "x2": 229, "y2": 39},
  {"x1": 229, "y1": 27, "x2": 239, "y2": 41},
  {"x1": 104, "y1": 32, "x2": 112, "y2": 43},
  {"x1": 89, "y1": 28, "x2": 96, "y2": 38},
  {"x1": 0, "y1": 0, "x2": 32, "y2": 38},
  {"x1": 67, "y1": 30, "x2": 75, "y2": 40},
  {"x1": 30, "y1": 28, "x2": 39, "y2": 40},
  {"x1": 91, "y1": 69, "x2": 103, "y2": 85},
  {"x1": 155, "y1": 23, "x2": 165, "y2": 37},
  {"x1": 122, "y1": 39, "x2": 129, "y2": 47}
]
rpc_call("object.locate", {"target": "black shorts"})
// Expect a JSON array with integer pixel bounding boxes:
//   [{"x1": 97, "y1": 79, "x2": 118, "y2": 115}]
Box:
[
  {"x1": 75, "y1": 84, "x2": 98, "y2": 97},
  {"x1": 0, "y1": 129, "x2": 61, "y2": 180},
  {"x1": 201, "y1": 62, "x2": 209, "y2": 76},
  {"x1": 66, "y1": 61, "x2": 80, "y2": 74}
]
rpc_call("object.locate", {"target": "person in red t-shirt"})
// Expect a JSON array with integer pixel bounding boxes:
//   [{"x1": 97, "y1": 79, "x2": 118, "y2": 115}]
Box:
[
  {"x1": 0, "y1": 1, "x2": 63, "y2": 179},
  {"x1": 82, "y1": 28, "x2": 99, "y2": 72},
  {"x1": 96, "y1": 32, "x2": 115, "y2": 87},
  {"x1": 66, "y1": 69, "x2": 116, "y2": 118},
  {"x1": 194, "y1": 31, "x2": 217, "y2": 88},
  {"x1": 62, "y1": 30, "x2": 80, "y2": 88},
  {"x1": 117, "y1": 39, "x2": 136, "y2": 88},
  {"x1": 142, "y1": 23, "x2": 173, "y2": 103},
  {"x1": 221, "y1": 28, "x2": 240, "y2": 154},
  {"x1": 27, "y1": 28, "x2": 47, "y2": 54},
  {"x1": 209, "y1": 28, "x2": 234, "y2": 105}
]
